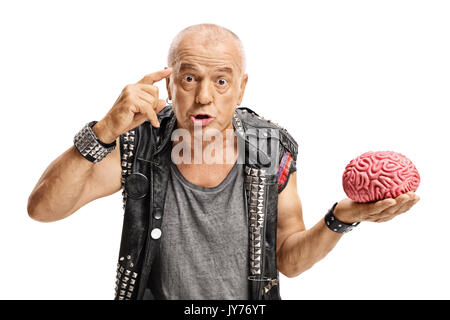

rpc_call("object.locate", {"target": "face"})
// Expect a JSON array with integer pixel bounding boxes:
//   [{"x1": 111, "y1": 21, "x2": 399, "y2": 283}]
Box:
[{"x1": 166, "y1": 33, "x2": 248, "y2": 135}]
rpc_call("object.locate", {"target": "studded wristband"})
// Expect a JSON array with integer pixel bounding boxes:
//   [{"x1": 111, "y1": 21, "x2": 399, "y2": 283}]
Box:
[
  {"x1": 74, "y1": 121, "x2": 116, "y2": 163},
  {"x1": 324, "y1": 202, "x2": 360, "y2": 234}
]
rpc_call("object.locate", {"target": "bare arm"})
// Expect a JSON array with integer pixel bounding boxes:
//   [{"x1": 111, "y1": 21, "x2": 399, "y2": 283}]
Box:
[
  {"x1": 276, "y1": 172, "x2": 420, "y2": 278},
  {"x1": 27, "y1": 131, "x2": 122, "y2": 222},
  {"x1": 276, "y1": 172, "x2": 343, "y2": 277},
  {"x1": 27, "y1": 68, "x2": 173, "y2": 222}
]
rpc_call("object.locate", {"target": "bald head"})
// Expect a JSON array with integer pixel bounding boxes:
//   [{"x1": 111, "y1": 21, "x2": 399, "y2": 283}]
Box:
[{"x1": 167, "y1": 23, "x2": 246, "y2": 75}]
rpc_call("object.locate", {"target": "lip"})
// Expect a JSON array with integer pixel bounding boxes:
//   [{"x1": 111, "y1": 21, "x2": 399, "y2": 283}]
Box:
[{"x1": 190, "y1": 113, "x2": 215, "y2": 127}]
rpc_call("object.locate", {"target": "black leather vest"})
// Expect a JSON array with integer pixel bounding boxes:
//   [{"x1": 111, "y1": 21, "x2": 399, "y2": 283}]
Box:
[{"x1": 114, "y1": 105, "x2": 298, "y2": 300}]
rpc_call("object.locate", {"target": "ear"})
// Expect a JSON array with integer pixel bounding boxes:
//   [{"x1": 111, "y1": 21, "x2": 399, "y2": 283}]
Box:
[
  {"x1": 237, "y1": 73, "x2": 248, "y2": 106},
  {"x1": 165, "y1": 66, "x2": 172, "y2": 100}
]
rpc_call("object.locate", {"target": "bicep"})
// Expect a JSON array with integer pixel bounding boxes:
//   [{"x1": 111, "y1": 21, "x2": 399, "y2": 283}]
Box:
[
  {"x1": 67, "y1": 137, "x2": 122, "y2": 215},
  {"x1": 277, "y1": 171, "x2": 306, "y2": 252}
]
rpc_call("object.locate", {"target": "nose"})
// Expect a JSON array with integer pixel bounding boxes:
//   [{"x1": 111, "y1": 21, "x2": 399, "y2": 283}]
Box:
[{"x1": 195, "y1": 79, "x2": 213, "y2": 105}]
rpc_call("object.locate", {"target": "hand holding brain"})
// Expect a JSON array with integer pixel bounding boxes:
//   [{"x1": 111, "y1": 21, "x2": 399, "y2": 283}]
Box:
[
  {"x1": 334, "y1": 151, "x2": 421, "y2": 224},
  {"x1": 342, "y1": 151, "x2": 420, "y2": 203}
]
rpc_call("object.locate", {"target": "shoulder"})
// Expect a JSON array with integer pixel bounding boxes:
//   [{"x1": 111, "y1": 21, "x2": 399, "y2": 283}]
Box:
[
  {"x1": 236, "y1": 106, "x2": 299, "y2": 159},
  {"x1": 156, "y1": 104, "x2": 175, "y2": 121},
  {"x1": 119, "y1": 104, "x2": 175, "y2": 140},
  {"x1": 118, "y1": 105, "x2": 174, "y2": 182}
]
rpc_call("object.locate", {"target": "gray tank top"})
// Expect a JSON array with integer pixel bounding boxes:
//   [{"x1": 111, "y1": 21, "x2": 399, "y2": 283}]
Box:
[{"x1": 147, "y1": 160, "x2": 249, "y2": 300}]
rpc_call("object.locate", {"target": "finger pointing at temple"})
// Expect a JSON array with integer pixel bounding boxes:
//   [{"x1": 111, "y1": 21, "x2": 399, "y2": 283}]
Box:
[{"x1": 138, "y1": 67, "x2": 173, "y2": 85}]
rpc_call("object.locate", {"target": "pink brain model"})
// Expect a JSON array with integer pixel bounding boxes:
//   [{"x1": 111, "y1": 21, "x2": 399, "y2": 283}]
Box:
[{"x1": 342, "y1": 151, "x2": 420, "y2": 203}]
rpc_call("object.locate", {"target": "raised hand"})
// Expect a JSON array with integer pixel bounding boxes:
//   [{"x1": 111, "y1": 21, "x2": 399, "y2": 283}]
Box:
[{"x1": 93, "y1": 68, "x2": 172, "y2": 143}]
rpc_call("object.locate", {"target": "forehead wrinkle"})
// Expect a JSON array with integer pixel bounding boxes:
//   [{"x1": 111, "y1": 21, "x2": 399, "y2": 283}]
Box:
[
  {"x1": 175, "y1": 52, "x2": 239, "y2": 75},
  {"x1": 179, "y1": 63, "x2": 235, "y2": 75},
  {"x1": 177, "y1": 49, "x2": 237, "y2": 63},
  {"x1": 177, "y1": 61, "x2": 236, "y2": 72},
  {"x1": 174, "y1": 41, "x2": 242, "y2": 71}
]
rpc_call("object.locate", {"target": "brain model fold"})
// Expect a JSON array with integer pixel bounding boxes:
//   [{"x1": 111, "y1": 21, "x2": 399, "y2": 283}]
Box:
[{"x1": 342, "y1": 151, "x2": 420, "y2": 203}]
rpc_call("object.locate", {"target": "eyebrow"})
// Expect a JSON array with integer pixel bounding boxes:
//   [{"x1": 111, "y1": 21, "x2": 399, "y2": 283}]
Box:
[
  {"x1": 179, "y1": 63, "x2": 234, "y2": 74},
  {"x1": 179, "y1": 63, "x2": 197, "y2": 71},
  {"x1": 216, "y1": 67, "x2": 233, "y2": 74}
]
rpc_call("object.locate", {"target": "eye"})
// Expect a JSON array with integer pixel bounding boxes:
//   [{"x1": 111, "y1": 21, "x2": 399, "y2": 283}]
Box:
[
  {"x1": 217, "y1": 78, "x2": 227, "y2": 86},
  {"x1": 184, "y1": 75, "x2": 195, "y2": 82}
]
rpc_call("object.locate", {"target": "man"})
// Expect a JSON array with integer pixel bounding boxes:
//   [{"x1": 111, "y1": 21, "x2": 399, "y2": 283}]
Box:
[{"x1": 27, "y1": 23, "x2": 420, "y2": 300}]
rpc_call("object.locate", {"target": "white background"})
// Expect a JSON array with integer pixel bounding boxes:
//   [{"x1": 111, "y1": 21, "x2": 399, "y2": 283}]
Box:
[{"x1": 0, "y1": 0, "x2": 448, "y2": 299}]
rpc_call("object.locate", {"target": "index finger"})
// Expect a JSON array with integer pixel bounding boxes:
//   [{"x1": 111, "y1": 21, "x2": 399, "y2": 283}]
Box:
[{"x1": 138, "y1": 67, "x2": 172, "y2": 85}]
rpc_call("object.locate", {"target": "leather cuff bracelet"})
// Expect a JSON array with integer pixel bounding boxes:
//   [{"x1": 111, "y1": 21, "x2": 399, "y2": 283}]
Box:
[
  {"x1": 324, "y1": 202, "x2": 360, "y2": 234},
  {"x1": 74, "y1": 121, "x2": 116, "y2": 163}
]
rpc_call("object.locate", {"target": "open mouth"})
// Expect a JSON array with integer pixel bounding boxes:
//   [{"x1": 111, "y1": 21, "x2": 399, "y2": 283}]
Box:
[
  {"x1": 191, "y1": 113, "x2": 214, "y2": 126},
  {"x1": 194, "y1": 114, "x2": 212, "y2": 119}
]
